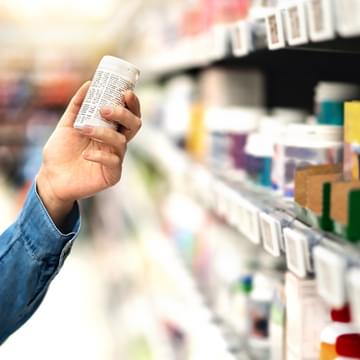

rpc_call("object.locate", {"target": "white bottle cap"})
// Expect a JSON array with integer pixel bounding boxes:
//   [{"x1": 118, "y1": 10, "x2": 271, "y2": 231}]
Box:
[
  {"x1": 315, "y1": 82, "x2": 360, "y2": 102},
  {"x1": 98, "y1": 56, "x2": 140, "y2": 84}
]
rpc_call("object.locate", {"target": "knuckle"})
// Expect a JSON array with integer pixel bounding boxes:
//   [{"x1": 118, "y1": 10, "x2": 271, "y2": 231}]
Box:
[{"x1": 136, "y1": 117, "x2": 142, "y2": 129}]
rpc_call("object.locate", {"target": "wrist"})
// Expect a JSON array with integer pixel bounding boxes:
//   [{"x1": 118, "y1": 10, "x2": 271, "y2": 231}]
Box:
[{"x1": 36, "y1": 168, "x2": 74, "y2": 228}]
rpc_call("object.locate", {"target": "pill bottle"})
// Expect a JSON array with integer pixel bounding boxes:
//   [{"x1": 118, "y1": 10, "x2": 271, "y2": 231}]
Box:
[
  {"x1": 315, "y1": 82, "x2": 360, "y2": 125},
  {"x1": 205, "y1": 107, "x2": 261, "y2": 179},
  {"x1": 244, "y1": 113, "x2": 303, "y2": 188},
  {"x1": 335, "y1": 333, "x2": 360, "y2": 359},
  {"x1": 320, "y1": 305, "x2": 358, "y2": 360},
  {"x1": 248, "y1": 273, "x2": 274, "y2": 360},
  {"x1": 272, "y1": 123, "x2": 343, "y2": 197},
  {"x1": 74, "y1": 55, "x2": 140, "y2": 130}
]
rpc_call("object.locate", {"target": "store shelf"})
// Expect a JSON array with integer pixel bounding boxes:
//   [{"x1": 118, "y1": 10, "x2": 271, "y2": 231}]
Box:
[{"x1": 132, "y1": 126, "x2": 360, "y2": 312}]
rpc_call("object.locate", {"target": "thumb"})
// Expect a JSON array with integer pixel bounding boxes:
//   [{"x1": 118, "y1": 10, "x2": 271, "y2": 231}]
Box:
[{"x1": 58, "y1": 81, "x2": 91, "y2": 127}]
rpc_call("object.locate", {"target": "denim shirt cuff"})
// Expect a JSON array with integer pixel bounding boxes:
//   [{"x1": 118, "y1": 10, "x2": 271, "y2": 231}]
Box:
[{"x1": 18, "y1": 182, "x2": 81, "y2": 262}]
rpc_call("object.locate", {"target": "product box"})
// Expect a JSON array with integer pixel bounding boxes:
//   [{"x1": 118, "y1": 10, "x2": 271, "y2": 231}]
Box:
[
  {"x1": 294, "y1": 164, "x2": 342, "y2": 230},
  {"x1": 344, "y1": 101, "x2": 360, "y2": 180},
  {"x1": 330, "y1": 180, "x2": 360, "y2": 242}
]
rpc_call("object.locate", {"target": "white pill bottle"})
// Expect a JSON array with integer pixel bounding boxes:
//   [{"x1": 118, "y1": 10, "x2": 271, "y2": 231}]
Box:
[{"x1": 74, "y1": 56, "x2": 140, "y2": 130}]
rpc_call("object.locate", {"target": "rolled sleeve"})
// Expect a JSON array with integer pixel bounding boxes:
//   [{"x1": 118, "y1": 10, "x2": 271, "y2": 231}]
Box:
[{"x1": 18, "y1": 182, "x2": 80, "y2": 263}]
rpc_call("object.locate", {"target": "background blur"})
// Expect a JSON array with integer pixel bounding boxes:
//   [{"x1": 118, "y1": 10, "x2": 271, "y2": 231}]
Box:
[{"x1": 2, "y1": 1, "x2": 360, "y2": 360}]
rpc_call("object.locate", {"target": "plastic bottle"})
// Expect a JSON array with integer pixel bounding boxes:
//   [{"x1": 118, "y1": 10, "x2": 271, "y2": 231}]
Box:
[
  {"x1": 248, "y1": 273, "x2": 274, "y2": 360},
  {"x1": 320, "y1": 305, "x2": 358, "y2": 360},
  {"x1": 335, "y1": 333, "x2": 360, "y2": 359},
  {"x1": 74, "y1": 56, "x2": 140, "y2": 130},
  {"x1": 315, "y1": 82, "x2": 360, "y2": 125}
]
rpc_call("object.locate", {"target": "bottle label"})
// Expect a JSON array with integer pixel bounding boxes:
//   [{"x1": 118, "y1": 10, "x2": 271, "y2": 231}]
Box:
[{"x1": 74, "y1": 69, "x2": 135, "y2": 129}]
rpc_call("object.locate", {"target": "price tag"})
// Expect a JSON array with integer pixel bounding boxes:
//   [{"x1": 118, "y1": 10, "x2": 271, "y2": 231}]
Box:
[
  {"x1": 213, "y1": 180, "x2": 228, "y2": 216},
  {"x1": 313, "y1": 246, "x2": 347, "y2": 308},
  {"x1": 211, "y1": 24, "x2": 231, "y2": 61},
  {"x1": 347, "y1": 268, "x2": 360, "y2": 327},
  {"x1": 241, "y1": 201, "x2": 261, "y2": 244},
  {"x1": 305, "y1": 0, "x2": 335, "y2": 42},
  {"x1": 259, "y1": 212, "x2": 283, "y2": 257},
  {"x1": 284, "y1": 1, "x2": 309, "y2": 46},
  {"x1": 230, "y1": 20, "x2": 252, "y2": 57},
  {"x1": 284, "y1": 227, "x2": 310, "y2": 278},
  {"x1": 265, "y1": 10, "x2": 286, "y2": 50},
  {"x1": 334, "y1": 0, "x2": 360, "y2": 37}
]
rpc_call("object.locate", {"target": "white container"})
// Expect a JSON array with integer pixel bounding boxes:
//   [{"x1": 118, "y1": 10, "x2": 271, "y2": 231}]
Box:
[
  {"x1": 271, "y1": 124, "x2": 343, "y2": 197},
  {"x1": 74, "y1": 56, "x2": 140, "y2": 130}
]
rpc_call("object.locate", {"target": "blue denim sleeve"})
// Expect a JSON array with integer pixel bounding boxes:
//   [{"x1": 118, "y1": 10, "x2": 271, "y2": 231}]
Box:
[{"x1": 0, "y1": 182, "x2": 80, "y2": 343}]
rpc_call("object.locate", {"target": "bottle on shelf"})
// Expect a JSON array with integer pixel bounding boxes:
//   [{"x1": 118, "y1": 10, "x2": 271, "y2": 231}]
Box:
[{"x1": 320, "y1": 304, "x2": 358, "y2": 360}]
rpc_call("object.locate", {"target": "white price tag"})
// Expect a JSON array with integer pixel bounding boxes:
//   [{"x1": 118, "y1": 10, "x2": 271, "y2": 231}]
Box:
[
  {"x1": 230, "y1": 20, "x2": 252, "y2": 57},
  {"x1": 313, "y1": 246, "x2": 347, "y2": 308},
  {"x1": 265, "y1": 10, "x2": 286, "y2": 50},
  {"x1": 334, "y1": 0, "x2": 360, "y2": 37},
  {"x1": 241, "y1": 201, "x2": 261, "y2": 244},
  {"x1": 284, "y1": 228, "x2": 310, "y2": 278},
  {"x1": 306, "y1": 0, "x2": 335, "y2": 42},
  {"x1": 213, "y1": 180, "x2": 228, "y2": 216},
  {"x1": 211, "y1": 24, "x2": 231, "y2": 61},
  {"x1": 284, "y1": 1, "x2": 309, "y2": 46},
  {"x1": 347, "y1": 268, "x2": 360, "y2": 327},
  {"x1": 260, "y1": 212, "x2": 283, "y2": 257}
]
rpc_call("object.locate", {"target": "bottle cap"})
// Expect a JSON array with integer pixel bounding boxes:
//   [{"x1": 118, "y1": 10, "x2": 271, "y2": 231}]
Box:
[
  {"x1": 336, "y1": 334, "x2": 360, "y2": 357},
  {"x1": 331, "y1": 304, "x2": 351, "y2": 323}
]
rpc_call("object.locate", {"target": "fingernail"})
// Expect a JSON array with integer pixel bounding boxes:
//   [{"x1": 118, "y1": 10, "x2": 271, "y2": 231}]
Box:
[
  {"x1": 101, "y1": 105, "x2": 113, "y2": 116},
  {"x1": 81, "y1": 126, "x2": 94, "y2": 135}
]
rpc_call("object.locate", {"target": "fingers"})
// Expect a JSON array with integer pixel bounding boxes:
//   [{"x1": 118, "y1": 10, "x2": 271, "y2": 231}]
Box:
[
  {"x1": 59, "y1": 81, "x2": 91, "y2": 127},
  {"x1": 79, "y1": 126, "x2": 127, "y2": 158},
  {"x1": 125, "y1": 91, "x2": 141, "y2": 117},
  {"x1": 82, "y1": 150, "x2": 122, "y2": 169},
  {"x1": 99, "y1": 96, "x2": 142, "y2": 141}
]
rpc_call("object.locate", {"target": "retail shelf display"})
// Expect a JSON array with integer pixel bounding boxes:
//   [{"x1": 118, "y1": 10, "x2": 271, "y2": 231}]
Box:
[
  {"x1": 136, "y1": 0, "x2": 360, "y2": 81},
  {"x1": 132, "y1": 126, "x2": 360, "y2": 318}
]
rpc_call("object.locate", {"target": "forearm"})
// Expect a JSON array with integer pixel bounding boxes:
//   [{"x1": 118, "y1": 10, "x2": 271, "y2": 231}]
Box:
[{"x1": 0, "y1": 183, "x2": 80, "y2": 343}]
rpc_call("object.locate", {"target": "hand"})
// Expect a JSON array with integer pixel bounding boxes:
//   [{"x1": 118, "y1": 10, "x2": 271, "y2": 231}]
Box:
[{"x1": 36, "y1": 81, "x2": 142, "y2": 227}]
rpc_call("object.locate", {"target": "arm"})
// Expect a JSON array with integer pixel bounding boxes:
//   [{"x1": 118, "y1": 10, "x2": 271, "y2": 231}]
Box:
[
  {"x1": 0, "y1": 183, "x2": 80, "y2": 344},
  {"x1": 0, "y1": 82, "x2": 142, "y2": 343}
]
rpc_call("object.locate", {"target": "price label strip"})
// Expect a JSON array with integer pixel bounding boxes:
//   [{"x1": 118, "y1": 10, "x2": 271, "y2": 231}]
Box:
[
  {"x1": 284, "y1": 1, "x2": 309, "y2": 46},
  {"x1": 347, "y1": 268, "x2": 360, "y2": 328},
  {"x1": 230, "y1": 20, "x2": 252, "y2": 57},
  {"x1": 265, "y1": 9, "x2": 286, "y2": 50},
  {"x1": 305, "y1": 0, "x2": 335, "y2": 42},
  {"x1": 284, "y1": 227, "x2": 318, "y2": 278},
  {"x1": 259, "y1": 211, "x2": 283, "y2": 257},
  {"x1": 313, "y1": 245, "x2": 347, "y2": 308}
]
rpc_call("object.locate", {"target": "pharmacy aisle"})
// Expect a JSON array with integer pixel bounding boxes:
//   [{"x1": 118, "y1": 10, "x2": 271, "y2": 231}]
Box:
[{"x1": 2, "y1": 0, "x2": 360, "y2": 359}]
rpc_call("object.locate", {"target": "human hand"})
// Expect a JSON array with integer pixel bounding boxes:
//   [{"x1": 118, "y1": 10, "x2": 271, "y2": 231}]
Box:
[{"x1": 36, "y1": 81, "x2": 142, "y2": 226}]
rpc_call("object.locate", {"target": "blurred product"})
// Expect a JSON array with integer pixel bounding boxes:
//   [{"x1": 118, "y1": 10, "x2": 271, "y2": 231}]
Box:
[
  {"x1": 330, "y1": 180, "x2": 360, "y2": 242},
  {"x1": 162, "y1": 76, "x2": 195, "y2": 145},
  {"x1": 272, "y1": 123, "x2": 343, "y2": 197},
  {"x1": 74, "y1": 56, "x2": 140, "y2": 130},
  {"x1": 269, "y1": 280, "x2": 286, "y2": 360},
  {"x1": 344, "y1": 101, "x2": 360, "y2": 181},
  {"x1": 247, "y1": 272, "x2": 274, "y2": 360},
  {"x1": 319, "y1": 305, "x2": 358, "y2": 360},
  {"x1": 294, "y1": 163, "x2": 342, "y2": 230},
  {"x1": 205, "y1": 107, "x2": 261, "y2": 179},
  {"x1": 244, "y1": 112, "x2": 304, "y2": 187},
  {"x1": 199, "y1": 67, "x2": 264, "y2": 108},
  {"x1": 285, "y1": 272, "x2": 328, "y2": 360},
  {"x1": 315, "y1": 82, "x2": 360, "y2": 125},
  {"x1": 335, "y1": 334, "x2": 360, "y2": 359}
]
